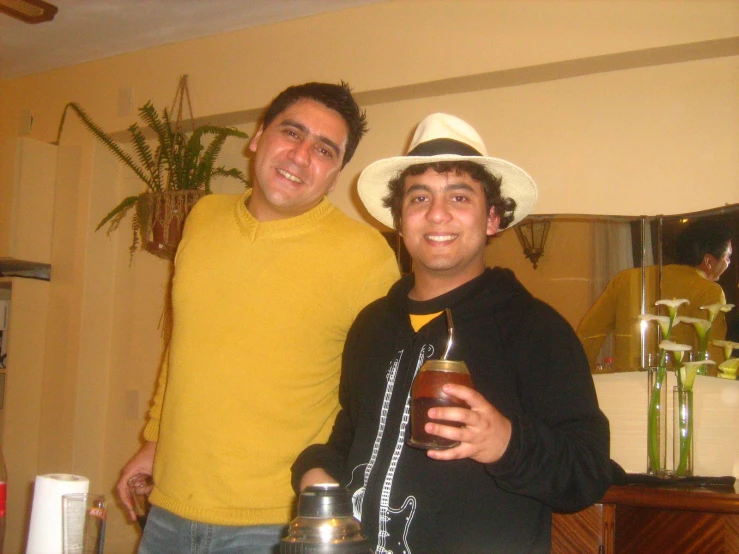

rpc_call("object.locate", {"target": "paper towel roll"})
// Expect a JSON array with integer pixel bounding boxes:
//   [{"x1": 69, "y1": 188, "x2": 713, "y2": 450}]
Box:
[{"x1": 26, "y1": 474, "x2": 89, "y2": 554}]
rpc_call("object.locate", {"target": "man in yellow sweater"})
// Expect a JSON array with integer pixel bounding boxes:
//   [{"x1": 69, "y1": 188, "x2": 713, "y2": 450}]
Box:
[
  {"x1": 115, "y1": 82, "x2": 400, "y2": 553},
  {"x1": 577, "y1": 219, "x2": 733, "y2": 371}
]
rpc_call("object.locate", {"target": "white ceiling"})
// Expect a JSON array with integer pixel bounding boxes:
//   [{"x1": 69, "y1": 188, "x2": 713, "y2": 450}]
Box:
[{"x1": 0, "y1": 0, "x2": 384, "y2": 80}]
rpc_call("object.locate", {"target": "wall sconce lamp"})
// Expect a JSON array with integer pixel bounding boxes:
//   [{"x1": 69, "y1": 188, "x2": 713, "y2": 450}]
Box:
[
  {"x1": 514, "y1": 217, "x2": 551, "y2": 269},
  {"x1": 0, "y1": 0, "x2": 58, "y2": 24}
]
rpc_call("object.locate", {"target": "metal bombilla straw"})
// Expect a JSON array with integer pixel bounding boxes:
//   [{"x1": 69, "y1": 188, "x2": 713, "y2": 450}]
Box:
[{"x1": 442, "y1": 309, "x2": 454, "y2": 361}]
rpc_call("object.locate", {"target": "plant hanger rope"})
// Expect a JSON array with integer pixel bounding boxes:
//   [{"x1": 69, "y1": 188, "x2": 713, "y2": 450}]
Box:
[
  {"x1": 171, "y1": 74, "x2": 196, "y2": 135},
  {"x1": 54, "y1": 74, "x2": 249, "y2": 261}
]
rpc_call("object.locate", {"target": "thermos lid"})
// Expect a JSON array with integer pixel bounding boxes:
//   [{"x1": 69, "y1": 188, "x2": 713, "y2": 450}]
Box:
[
  {"x1": 281, "y1": 484, "x2": 372, "y2": 553},
  {"x1": 297, "y1": 484, "x2": 352, "y2": 518}
]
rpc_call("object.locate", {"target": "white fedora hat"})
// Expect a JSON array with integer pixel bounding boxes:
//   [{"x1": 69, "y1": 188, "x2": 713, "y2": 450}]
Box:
[{"x1": 357, "y1": 113, "x2": 538, "y2": 230}]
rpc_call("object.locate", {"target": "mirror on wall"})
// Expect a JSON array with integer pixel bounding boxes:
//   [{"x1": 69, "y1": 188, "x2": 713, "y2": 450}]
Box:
[
  {"x1": 482, "y1": 204, "x2": 738, "y2": 374},
  {"x1": 381, "y1": 203, "x2": 738, "y2": 373}
]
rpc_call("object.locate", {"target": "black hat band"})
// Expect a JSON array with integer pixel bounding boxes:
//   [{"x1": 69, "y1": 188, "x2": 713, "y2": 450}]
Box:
[{"x1": 407, "y1": 138, "x2": 483, "y2": 157}]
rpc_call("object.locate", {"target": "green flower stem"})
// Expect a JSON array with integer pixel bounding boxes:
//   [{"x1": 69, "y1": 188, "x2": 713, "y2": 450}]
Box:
[
  {"x1": 697, "y1": 322, "x2": 711, "y2": 374},
  {"x1": 698, "y1": 333, "x2": 709, "y2": 359},
  {"x1": 697, "y1": 342, "x2": 709, "y2": 375},
  {"x1": 675, "y1": 391, "x2": 693, "y2": 476},
  {"x1": 647, "y1": 350, "x2": 668, "y2": 473}
]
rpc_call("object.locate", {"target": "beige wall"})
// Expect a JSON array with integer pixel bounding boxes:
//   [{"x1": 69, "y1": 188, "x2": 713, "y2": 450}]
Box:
[{"x1": 0, "y1": 1, "x2": 738, "y2": 552}]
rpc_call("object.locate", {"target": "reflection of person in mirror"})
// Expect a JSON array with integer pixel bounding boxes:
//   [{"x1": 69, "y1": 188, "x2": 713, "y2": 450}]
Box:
[
  {"x1": 577, "y1": 219, "x2": 734, "y2": 372},
  {"x1": 114, "y1": 82, "x2": 400, "y2": 554},
  {"x1": 292, "y1": 113, "x2": 611, "y2": 553}
]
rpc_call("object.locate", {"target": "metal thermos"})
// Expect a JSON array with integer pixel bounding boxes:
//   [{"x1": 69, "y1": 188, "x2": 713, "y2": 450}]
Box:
[{"x1": 280, "y1": 484, "x2": 372, "y2": 554}]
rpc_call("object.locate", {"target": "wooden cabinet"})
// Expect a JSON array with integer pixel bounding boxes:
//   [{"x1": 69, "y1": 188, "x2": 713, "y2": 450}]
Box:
[{"x1": 552, "y1": 484, "x2": 739, "y2": 553}]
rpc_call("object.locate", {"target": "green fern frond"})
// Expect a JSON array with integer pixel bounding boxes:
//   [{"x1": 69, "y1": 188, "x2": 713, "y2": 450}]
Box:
[
  {"x1": 96, "y1": 194, "x2": 142, "y2": 232},
  {"x1": 128, "y1": 122, "x2": 160, "y2": 190},
  {"x1": 171, "y1": 126, "x2": 190, "y2": 189},
  {"x1": 192, "y1": 134, "x2": 227, "y2": 190},
  {"x1": 152, "y1": 144, "x2": 166, "y2": 192},
  {"x1": 212, "y1": 167, "x2": 251, "y2": 191},
  {"x1": 140, "y1": 103, "x2": 178, "y2": 186},
  {"x1": 135, "y1": 193, "x2": 153, "y2": 246},
  {"x1": 55, "y1": 103, "x2": 152, "y2": 187},
  {"x1": 104, "y1": 208, "x2": 130, "y2": 237},
  {"x1": 183, "y1": 131, "x2": 206, "y2": 189},
  {"x1": 191, "y1": 127, "x2": 249, "y2": 191},
  {"x1": 161, "y1": 108, "x2": 185, "y2": 188},
  {"x1": 129, "y1": 209, "x2": 142, "y2": 263},
  {"x1": 194, "y1": 125, "x2": 249, "y2": 141}
]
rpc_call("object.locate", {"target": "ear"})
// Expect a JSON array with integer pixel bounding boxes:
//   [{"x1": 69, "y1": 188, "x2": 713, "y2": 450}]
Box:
[
  {"x1": 698, "y1": 253, "x2": 718, "y2": 280},
  {"x1": 486, "y1": 209, "x2": 501, "y2": 236},
  {"x1": 248, "y1": 125, "x2": 264, "y2": 154}
]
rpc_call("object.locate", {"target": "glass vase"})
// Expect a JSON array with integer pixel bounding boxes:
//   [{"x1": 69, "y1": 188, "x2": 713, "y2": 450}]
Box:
[
  {"x1": 647, "y1": 366, "x2": 668, "y2": 475},
  {"x1": 673, "y1": 387, "x2": 694, "y2": 477},
  {"x1": 697, "y1": 353, "x2": 712, "y2": 376}
]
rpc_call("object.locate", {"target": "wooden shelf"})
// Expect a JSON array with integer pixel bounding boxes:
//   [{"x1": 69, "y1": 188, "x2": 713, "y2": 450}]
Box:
[{"x1": 0, "y1": 259, "x2": 50, "y2": 281}]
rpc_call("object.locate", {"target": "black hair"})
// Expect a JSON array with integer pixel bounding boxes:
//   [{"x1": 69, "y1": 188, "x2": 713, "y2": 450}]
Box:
[
  {"x1": 381, "y1": 160, "x2": 516, "y2": 231},
  {"x1": 261, "y1": 81, "x2": 368, "y2": 168},
  {"x1": 674, "y1": 218, "x2": 734, "y2": 266}
]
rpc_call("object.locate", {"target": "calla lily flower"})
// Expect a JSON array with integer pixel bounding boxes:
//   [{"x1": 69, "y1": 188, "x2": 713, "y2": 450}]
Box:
[
  {"x1": 678, "y1": 317, "x2": 712, "y2": 342},
  {"x1": 712, "y1": 340, "x2": 739, "y2": 360},
  {"x1": 700, "y1": 302, "x2": 735, "y2": 323},
  {"x1": 656, "y1": 298, "x2": 689, "y2": 320},
  {"x1": 639, "y1": 314, "x2": 673, "y2": 339},
  {"x1": 659, "y1": 340, "x2": 692, "y2": 365},
  {"x1": 718, "y1": 358, "x2": 739, "y2": 371},
  {"x1": 718, "y1": 358, "x2": 739, "y2": 380},
  {"x1": 656, "y1": 298, "x2": 690, "y2": 309},
  {"x1": 658, "y1": 340, "x2": 691, "y2": 352},
  {"x1": 679, "y1": 360, "x2": 715, "y2": 391}
]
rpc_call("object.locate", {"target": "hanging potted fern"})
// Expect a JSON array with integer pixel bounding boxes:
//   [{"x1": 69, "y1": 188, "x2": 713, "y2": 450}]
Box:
[{"x1": 55, "y1": 75, "x2": 249, "y2": 260}]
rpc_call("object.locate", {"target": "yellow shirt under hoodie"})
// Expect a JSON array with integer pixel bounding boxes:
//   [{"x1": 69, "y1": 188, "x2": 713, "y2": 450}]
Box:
[{"x1": 144, "y1": 191, "x2": 399, "y2": 526}]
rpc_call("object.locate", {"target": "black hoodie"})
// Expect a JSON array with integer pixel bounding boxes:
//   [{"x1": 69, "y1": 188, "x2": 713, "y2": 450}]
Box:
[{"x1": 293, "y1": 267, "x2": 611, "y2": 553}]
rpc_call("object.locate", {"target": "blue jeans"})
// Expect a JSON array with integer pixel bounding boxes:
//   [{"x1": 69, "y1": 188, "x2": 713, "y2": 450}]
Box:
[{"x1": 138, "y1": 506, "x2": 286, "y2": 554}]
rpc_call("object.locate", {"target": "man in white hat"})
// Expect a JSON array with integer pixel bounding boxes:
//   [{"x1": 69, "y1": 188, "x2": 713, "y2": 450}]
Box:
[{"x1": 292, "y1": 113, "x2": 611, "y2": 553}]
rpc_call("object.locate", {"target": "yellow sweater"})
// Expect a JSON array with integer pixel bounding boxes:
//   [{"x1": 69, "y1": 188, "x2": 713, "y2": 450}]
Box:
[
  {"x1": 577, "y1": 264, "x2": 727, "y2": 371},
  {"x1": 144, "y1": 191, "x2": 399, "y2": 525}
]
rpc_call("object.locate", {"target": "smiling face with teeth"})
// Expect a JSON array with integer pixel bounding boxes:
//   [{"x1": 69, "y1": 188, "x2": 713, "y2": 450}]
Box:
[
  {"x1": 401, "y1": 167, "x2": 500, "y2": 300},
  {"x1": 247, "y1": 99, "x2": 349, "y2": 221}
]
